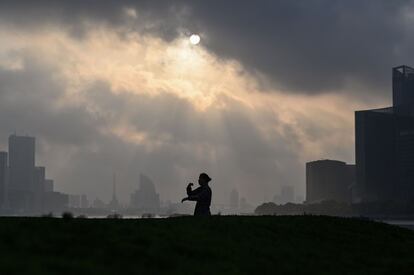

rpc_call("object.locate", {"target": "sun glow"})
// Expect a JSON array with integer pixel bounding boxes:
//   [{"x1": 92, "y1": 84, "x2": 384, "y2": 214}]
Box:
[{"x1": 189, "y1": 34, "x2": 200, "y2": 45}]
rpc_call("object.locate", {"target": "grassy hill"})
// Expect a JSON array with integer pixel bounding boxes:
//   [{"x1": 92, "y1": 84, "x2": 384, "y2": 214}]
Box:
[{"x1": 0, "y1": 215, "x2": 413, "y2": 274}]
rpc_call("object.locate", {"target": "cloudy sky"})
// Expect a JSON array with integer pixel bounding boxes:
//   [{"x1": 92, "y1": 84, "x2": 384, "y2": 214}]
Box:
[{"x1": 0, "y1": 0, "x2": 413, "y2": 206}]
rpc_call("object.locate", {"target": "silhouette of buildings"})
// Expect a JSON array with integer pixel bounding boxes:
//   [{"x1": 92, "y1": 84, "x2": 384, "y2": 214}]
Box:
[
  {"x1": 306, "y1": 160, "x2": 355, "y2": 203},
  {"x1": 130, "y1": 174, "x2": 160, "y2": 212},
  {"x1": 0, "y1": 134, "x2": 68, "y2": 214},
  {"x1": 355, "y1": 65, "x2": 414, "y2": 202}
]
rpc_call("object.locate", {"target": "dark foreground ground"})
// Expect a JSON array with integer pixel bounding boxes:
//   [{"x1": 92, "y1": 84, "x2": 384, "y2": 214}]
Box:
[{"x1": 0, "y1": 216, "x2": 414, "y2": 275}]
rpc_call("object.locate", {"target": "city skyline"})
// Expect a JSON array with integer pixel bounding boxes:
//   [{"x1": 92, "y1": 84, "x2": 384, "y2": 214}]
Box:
[
  {"x1": 0, "y1": 133, "x2": 256, "y2": 207},
  {"x1": 0, "y1": 133, "x2": 253, "y2": 215}
]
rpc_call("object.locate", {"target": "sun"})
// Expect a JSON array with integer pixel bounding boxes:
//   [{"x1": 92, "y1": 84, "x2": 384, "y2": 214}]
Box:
[{"x1": 189, "y1": 34, "x2": 201, "y2": 45}]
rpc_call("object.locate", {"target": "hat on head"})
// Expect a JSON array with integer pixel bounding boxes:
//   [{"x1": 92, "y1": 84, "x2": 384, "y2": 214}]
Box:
[{"x1": 199, "y1": 173, "x2": 212, "y2": 182}]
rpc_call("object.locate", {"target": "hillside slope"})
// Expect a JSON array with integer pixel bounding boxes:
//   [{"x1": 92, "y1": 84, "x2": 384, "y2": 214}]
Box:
[{"x1": 0, "y1": 216, "x2": 413, "y2": 274}]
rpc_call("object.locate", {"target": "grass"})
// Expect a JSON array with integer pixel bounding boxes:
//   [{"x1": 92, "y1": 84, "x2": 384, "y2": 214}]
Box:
[{"x1": 0, "y1": 215, "x2": 413, "y2": 274}]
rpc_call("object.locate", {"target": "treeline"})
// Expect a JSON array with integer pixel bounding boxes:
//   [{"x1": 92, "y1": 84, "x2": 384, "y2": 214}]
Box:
[{"x1": 255, "y1": 200, "x2": 414, "y2": 218}]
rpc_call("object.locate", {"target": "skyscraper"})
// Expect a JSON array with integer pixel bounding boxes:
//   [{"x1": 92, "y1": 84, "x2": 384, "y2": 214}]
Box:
[
  {"x1": 8, "y1": 135, "x2": 35, "y2": 191},
  {"x1": 355, "y1": 65, "x2": 414, "y2": 202},
  {"x1": 8, "y1": 135, "x2": 36, "y2": 211}
]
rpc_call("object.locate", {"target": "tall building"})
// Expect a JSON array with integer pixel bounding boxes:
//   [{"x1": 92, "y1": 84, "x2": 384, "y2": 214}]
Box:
[
  {"x1": 8, "y1": 135, "x2": 36, "y2": 211},
  {"x1": 306, "y1": 160, "x2": 355, "y2": 203},
  {"x1": 130, "y1": 174, "x2": 160, "y2": 212},
  {"x1": 355, "y1": 65, "x2": 414, "y2": 202},
  {"x1": 0, "y1": 152, "x2": 8, "y2": 208},
  {"x1": 8, "y1": 135, "x2": 35, "y2": 191}
]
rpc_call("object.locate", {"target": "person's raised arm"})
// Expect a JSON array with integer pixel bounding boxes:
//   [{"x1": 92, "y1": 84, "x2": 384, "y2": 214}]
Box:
[
  {"x1": 182, "y1": 183, "x2": 201, "y2": 202},
  {"x1": 186, "y1": 183, "x2": 194, "y2": 196}
]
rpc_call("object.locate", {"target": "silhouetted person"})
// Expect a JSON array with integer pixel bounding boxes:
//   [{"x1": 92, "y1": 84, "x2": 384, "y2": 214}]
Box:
[{"x1": 181, "y1": 173, "x2": 212, "y2": 216}]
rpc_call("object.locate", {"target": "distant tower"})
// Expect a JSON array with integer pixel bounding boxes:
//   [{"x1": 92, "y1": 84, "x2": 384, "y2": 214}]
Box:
[{"x1": 108, "y1": 173, "x2": 119, "y2": 210}]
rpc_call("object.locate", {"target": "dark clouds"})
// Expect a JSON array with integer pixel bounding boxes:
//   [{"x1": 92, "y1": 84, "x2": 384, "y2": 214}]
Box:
[
  {"x1": 0, "y1": 0, "x2": 186, "y2": 40},
  {"x1": 188, "y1": 1, "x2": 409, "y2": 94},
  {"x1": 1, "y1": 1, "x2": 413, "y2": 95}
]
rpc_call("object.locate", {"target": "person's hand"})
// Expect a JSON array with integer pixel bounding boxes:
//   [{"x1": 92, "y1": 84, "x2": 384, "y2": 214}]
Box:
[
  {"x1": 187, "y1": 182, "x2": 194, "y2": 188},
  {"x1": 181, "y1": 197, "x2": 188, "y2": 203}
]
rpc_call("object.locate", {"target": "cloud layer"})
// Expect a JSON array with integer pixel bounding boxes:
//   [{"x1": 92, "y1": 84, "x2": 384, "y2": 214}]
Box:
[
  {"x1": 0, "y1": 1, "x2": 405, "y2": 206},
  {"x1": 1, "y1": 1, "x2": 414, "y2": 95}
]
